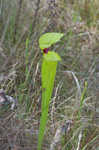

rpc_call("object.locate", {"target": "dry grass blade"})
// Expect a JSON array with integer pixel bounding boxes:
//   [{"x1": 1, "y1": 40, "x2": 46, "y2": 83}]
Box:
[
  {"x1": 76, "y1": 131, "x2": 82, "y2": 150},
  {"x1": 50, "y1": 120, "x2": 72, "y2": 150},
  {"x1": 64, "y1": 71, "x2": 81, "y2": 98}
]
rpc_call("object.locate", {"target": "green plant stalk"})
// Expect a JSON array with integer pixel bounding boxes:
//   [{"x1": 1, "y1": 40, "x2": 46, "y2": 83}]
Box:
[
  {"x1": 18, "y1": 38, "x2": 30, "y2": 105},
  {"x1": 25, "y1": 38, "x2": 29, "y2": 77},
  {"x1": 78, "y1": 81, "x2": 88, "y2": 119},
  {"x1": 38, "y1": 58, "x2": 58, "y2": 150},
  {"x1": 25, "y1": 38, "x2": 31, "y2": 85},
  {"x1": 80, "y1": 81, "x2": 88, "y2": 107}
]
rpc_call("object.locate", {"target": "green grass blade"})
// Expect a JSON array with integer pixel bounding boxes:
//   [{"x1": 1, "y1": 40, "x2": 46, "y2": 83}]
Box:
[{"x1": 78, "y1": 81, "x2": 88, "y2": 119}]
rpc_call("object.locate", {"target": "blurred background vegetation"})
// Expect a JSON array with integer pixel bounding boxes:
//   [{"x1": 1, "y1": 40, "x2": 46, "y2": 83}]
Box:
[{"x1": 0, "y1": 0, "x2": 99, "y2": 149}]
